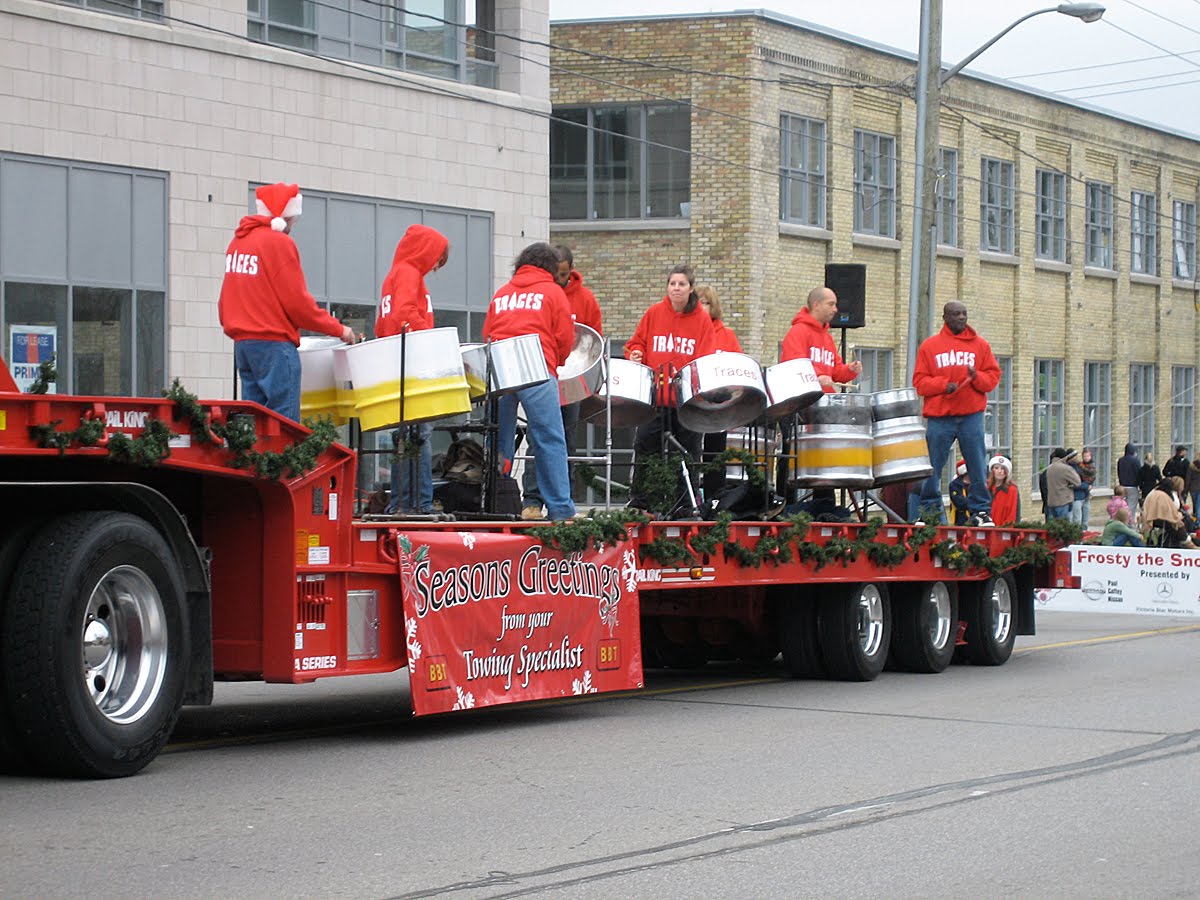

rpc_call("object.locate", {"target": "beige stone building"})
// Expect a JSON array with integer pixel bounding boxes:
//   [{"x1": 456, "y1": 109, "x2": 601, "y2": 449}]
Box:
[{"x1": 549, "y1": 11, "x2": 1200, "y2": 508}]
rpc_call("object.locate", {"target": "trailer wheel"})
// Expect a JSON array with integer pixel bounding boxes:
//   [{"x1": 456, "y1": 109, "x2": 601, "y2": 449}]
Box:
[
  {"x1": 780, "y1": 599, "x2": 825, "y2": 678},
  {"x1": 1, "y1": 512, "x2": 187, "y2": 778},
  {"x1": 890, "y1": 581, "x2": 958, "y2": 674},
  {"x1": 0, "y1": 520, "x2": 46, "y2": 772},
  {"x1": 818, "y1": 582, "x2": 891, "y2": 681},
  {"x1": 960, "y1": 572, "x2": 1017, "y2": 666}
]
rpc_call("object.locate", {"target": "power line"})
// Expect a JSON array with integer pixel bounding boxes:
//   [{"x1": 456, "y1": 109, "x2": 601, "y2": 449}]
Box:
[
  {"x1": 1114, "y1": 0, "x2": 1200, "y2": 37},
  {"x1": 1101, "y1": 18, "x2": 1200, "y2": 72},
  {"x1": 1009, "y1": 49, "x2": 1200, "y2": 79},
  {"x1": 1072, "y1": 75, "x2": 1200, "y2": 100},
  {"x1": 1055, "y1": 67, "x2": 1200, "y2": 94}
]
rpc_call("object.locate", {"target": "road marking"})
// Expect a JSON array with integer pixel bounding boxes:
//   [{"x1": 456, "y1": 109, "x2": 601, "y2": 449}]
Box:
[{"x1": 1015, "y1": 624, "x2": 1200, "y2": 654}]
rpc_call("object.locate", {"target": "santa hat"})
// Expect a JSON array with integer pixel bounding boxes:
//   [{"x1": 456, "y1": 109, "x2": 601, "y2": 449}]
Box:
[
  {"x1": 955, "y1": 459, "x2": 967, "y2": 477},
  {"x1": 255, "y1": 182, "x2": 303, "y2": 232}
]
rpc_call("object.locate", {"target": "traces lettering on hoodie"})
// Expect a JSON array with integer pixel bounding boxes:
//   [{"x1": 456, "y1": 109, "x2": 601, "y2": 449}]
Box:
[
  {"x1": 808, "y1": 346, "x2": 835, "y2": 367},
  {"x1": 225, "y1": 252, "x2": 259, "y2": 276},
  {"x1": 492, "y1": 292, "x2": 544, "y2": 313},
  {"x1": 933, "y1": 350, "x2": 977, "y2": 368},
  {"x1": 651, "y1": 334, "x2": 696, "y2": 355}
]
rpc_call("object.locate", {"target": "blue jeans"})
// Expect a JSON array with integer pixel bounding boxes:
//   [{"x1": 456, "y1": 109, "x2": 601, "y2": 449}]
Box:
[
  {"x1": 919, "y1": 411, "x2": 990, "y2": 518},
  {"x1": 498, "y1": 378, "x2": 576, "y2": 521},
  {"x1": 1112, "y1": 532, "x2": 1145, "y2": 547},
  {"x1": 522, "y1": 401, "x2": 580, "y2": 508},
  {"x1": 1070, "y1": 497, "x2": 1088, "y2": 526},
  {"x1": 235, "y1": 340, "x2": 301, "y2": 422},
  {"x1": 1047, "y1": 503, "x2": 1072, "y2": 520},
  {"x1": 387, "y1": 422, "x2": 433, "y2": 514}
]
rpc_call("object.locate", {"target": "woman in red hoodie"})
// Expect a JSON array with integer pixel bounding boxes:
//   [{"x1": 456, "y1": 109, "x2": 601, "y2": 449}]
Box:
[
  {"x1": 374, "y1": 224, "x2": 449, "y2": 515},
  {"x1": 483, "y1": 242, "x2": 576, "y2": 522},
  {"x1": 624, "y1": 265, "x2": 716, "y2": 512}
]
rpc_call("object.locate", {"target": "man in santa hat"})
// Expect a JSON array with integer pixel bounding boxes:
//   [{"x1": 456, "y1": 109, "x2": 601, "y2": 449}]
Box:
[{"x1": 219, "y1": 182, "x2": 355, "y2": 421}]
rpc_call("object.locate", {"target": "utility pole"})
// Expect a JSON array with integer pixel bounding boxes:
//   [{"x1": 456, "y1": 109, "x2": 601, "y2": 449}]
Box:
[{"x1": 905, "y1": 0, "x2": 943, "y2": 380}]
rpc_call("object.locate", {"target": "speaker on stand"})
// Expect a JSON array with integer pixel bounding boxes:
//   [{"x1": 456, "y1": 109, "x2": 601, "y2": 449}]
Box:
[{"x1": 824, "y1": 263, "x2": 866, "y2": 330}]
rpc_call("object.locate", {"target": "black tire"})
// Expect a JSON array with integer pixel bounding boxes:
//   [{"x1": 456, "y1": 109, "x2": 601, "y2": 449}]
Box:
[
  {"x1": 890, "y1": 581, "x2": 959, "y2": 674},
  {"x1": 780, "y1": 598, "x2": 825, "y2": 678},
  {"x1": 0, "y1": 519, "x2": 46, "y2": 773},
  {"x1": 818, "y1": 582, "x2": 891, "y2": 682},
  {"x1": 2, "y1": 512, "x2": 188, "y2": 778},
  {"x1": 646, "y1": 618, "x2": 709, "y2": 669},
  {"x1": 960, "y1": 571, "x2": 1017, "y2": 666}
]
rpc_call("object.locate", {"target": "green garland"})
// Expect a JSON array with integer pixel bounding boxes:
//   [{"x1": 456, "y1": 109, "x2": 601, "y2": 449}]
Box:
[
  {"x1": 701, "y1": 448, "x2": 768, "y2": 489},
  {"x1": 28, "y1": 378, "x2": 339, "y2": 481},
  {"x1": 631, "y1": 451, "x2": 689, "y2": 516},
  {"x1": 26, "y1": 357, "x2": 57, "y2": 394},
  {"x1": 576, "y1": 463, "x2": 630, "y2": 499},
  {"x1": 527, "y1": 509, "x2": 650, "y2": 554}
]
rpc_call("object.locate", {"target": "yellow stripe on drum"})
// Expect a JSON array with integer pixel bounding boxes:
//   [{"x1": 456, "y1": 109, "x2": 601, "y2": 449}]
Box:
[
  {"x1": 795, "y1": 446, "x2": 874, "y2": 468},
  {"x1": 354, "y1": 375, "x2": 472, "y2": 430},
  {"x1": 872, "y1": 438, "x2": 930, "y2": 465},
  {"x1": 300, "y1": 388, "x2": 347, "y2": 424}
]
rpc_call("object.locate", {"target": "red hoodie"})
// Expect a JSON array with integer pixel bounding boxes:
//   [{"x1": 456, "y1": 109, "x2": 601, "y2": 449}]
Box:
[
  {"x1": 483, "y1": 265, "x2": 574, "y2": 375},
  {"x1": 376, "y1": 225, "x2": 448, "y2": 336},
  {"x1": 563, "y1": 270, "x2": 603, "y2": 335},
  {"x1": 625, "y1": 297, "x2": 716, "y2": 374},
  {"x1": 912, "y1": 324, "x2": 1001, "y2": 416},
  {"x1": 218, "y1": 216, "x2": 343, "y2": 344},
  {"x1": 780, "y1": 307, "x2": 856, "y2": 392},
  {"x1": 713, "y1": 320, "x2": 742, "y2": 353}
]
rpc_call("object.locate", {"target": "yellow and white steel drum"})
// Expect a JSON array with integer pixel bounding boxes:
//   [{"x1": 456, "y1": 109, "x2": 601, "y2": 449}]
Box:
[
  {"x1": 792, "y1": 393, "x2": 874, "y2": 488},
  {"x1": 870, "y1": 388, "x2": 932, "y2": 485},
  {"x1": 345, "y1": 327, "x2": 471, "y2": 431},
  {"x1": 298, "y1": 336, "x2": 351, "y2": 424}
]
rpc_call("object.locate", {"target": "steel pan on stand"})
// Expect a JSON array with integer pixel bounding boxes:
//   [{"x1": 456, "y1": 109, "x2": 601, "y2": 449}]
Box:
[
  {"x1": 763, "y1": 358, "x2": 823, "y2": 420},
  {"x1": 675, "y1": 352, "x2": 768, "y2": 434},
  {"x1": 344, "y1": 327, "x2": 471, "y2": 431},
  {"x1": 579, "y1": 357, "x2": 658, "y2": 428},
  {"x1": 460, "y1": 334, "x2": 550, "y2": 397},
  {"x1": 792, "y1": 393, "x2": 874, "y2": 488},
  {"x1": 557, "y1": 324, "x2": 604, "y2": 406},
  {"x1": 869, "y1": 388, "x2": 932, "y2": 486}
]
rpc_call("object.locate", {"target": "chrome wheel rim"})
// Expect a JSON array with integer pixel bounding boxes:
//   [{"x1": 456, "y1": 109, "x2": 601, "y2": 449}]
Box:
[
  {"x1": 856, "y1": 584, "x2": 885, "y2": 657},
  {"x1": 81, "y1": 565, "x2": 168, "y2": 725},
  {"x1": 926, "y1": 582, "x2": 953, "y2": 651},
  {"x1": 988, "y1": 577, "x2": 1013, "y2": 645}
]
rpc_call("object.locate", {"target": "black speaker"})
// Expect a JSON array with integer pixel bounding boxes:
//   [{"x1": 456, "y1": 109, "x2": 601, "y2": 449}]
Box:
[{"x1": 825, "y1": 263, "x2": 866, "y2": 329}]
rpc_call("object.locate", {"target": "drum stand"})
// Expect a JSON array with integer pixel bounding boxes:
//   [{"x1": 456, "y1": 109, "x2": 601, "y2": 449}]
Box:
[{"x1": 664, "y1": 429, "x2": 703, "y2": 519}]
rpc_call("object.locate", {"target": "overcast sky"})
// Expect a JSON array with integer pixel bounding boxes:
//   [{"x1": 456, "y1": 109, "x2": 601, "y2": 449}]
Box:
[{"x1": 549, "y1": 0, "x2": 1200, "y2": 138}]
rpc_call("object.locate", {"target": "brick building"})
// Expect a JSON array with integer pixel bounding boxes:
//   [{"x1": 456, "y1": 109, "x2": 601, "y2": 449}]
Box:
[{"x1": 549, "y1": 11, "x2": 1200, "y2": 508}]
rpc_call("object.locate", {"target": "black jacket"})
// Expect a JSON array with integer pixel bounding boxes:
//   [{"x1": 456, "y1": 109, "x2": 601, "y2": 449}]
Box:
[
  {"x1": 1163, "y1": 454, "x2": 1190, "y2": 481},
  {"x1": 1138, "y1": 462, "x2": 1162, "y2": 499},
  {"x1": 1117, "y1": 450, "x2": 1140, "y2": 488}
]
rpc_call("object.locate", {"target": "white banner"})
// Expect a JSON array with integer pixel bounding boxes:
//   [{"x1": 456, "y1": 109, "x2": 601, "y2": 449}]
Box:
[{"x1": 1035, "y1": 544, "x2": 1200, "y2": 617}]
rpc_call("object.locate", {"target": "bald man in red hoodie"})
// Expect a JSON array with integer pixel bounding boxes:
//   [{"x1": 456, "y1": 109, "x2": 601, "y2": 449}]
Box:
[
  {"x1": 219, "y1": 182, "x2": 354, "y2": 421},
  {"x1": 913, "y1": 301, "x2": 1001, "y2": 526},
  {"x1": 375, "y1": 224, "x2": 449, "y2": 515},
  {"x1": 780, "y1": 286, "x2": 862, "y2": 391}
]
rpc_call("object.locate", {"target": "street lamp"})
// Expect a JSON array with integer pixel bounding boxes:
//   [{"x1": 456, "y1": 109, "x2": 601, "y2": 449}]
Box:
[{"x1": 905, "y1": 1, "x2": 1106, "y2": 379}]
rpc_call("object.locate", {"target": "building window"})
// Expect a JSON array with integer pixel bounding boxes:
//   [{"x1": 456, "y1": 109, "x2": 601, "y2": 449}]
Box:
[
  {"x1": 1129, "y1": 363, "x2": 1156, "y2": 459},
  {"x1": 980, "y1": 158, "x2": 1015, "y2": 254},
  {"x1": 58, "y1": 0, "x2": 163, "y2": 20},
  {"x1": 0, "y1": 155, "x2": 168, "y2": 396},
  {"x1": 985, "y1": 355, "x2": 1013, "y2": 464},
  {"x1": 936, "y1": 148, "x2": 958, "y2": 247},
  {"x1": 856, "y1": 348, "x2": 893, "y2": 394},
  {"x1": 1086, "y1": 181, "x2": 1114, "y2": 268},
  {"x1": 779, "y1": 115, "x2": 826, "y2": 228},
  {"x1": 1036, "y1": 169, "x2": 1067, "y2": 262},
  {"x1": 1173, "y1": 200, "x2": 1196, "y2": 280},
  {"x1": 1032, "y1": 358, "x2": 1064, "y2": 493},
  {"x1": 550, "y1": 104, "x2": 691, "y2": 221},
  {"x1": 853, "y1": 130, "x2": 895, "y2": 238},
  {"x1": 1084, "y1": 361, "x2": 1111, "y2": 489},
  {"x1": 247, "y1": 0, "x2": 481, "y2": 85},
  {"x1": 1171, "y1": 366, "x2": 1195, "y2": 450},
  {"x1": 1130, "y1": 191, "x2": 1158, "y2": 275}
]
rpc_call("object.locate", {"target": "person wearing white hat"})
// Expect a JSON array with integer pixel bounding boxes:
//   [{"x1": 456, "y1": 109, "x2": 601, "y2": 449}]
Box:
[
  {"x1": 987, "y1": 455, "x2": 1020, "y2": 526},
  {"x1": 219, "y1": 182, "x2": 355, "y2": 421},
  {"x1": 948, "y1": 459, "x2": 971, "y2": 525}
]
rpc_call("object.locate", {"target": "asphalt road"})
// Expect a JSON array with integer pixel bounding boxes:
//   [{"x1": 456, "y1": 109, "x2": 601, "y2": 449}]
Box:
[{"x1": 2, "y1": 611, "x2": 1198, "y2": 899}]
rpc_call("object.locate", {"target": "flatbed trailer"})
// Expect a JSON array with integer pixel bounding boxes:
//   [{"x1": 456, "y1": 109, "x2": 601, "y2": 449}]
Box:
[{"x1": 0, "y1": 385, "x2": 1059, "y2": 777}]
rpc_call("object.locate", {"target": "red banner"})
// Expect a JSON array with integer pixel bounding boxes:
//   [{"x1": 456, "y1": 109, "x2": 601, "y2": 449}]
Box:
[{"x1": 397, "y1": 531, "x2": 643, "y2": 715}]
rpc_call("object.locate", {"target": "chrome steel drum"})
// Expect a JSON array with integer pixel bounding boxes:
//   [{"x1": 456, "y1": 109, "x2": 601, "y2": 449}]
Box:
[
  {"x1": 579, "y1": 358, "x2": 657, "y2": 428},
  {"x1": 724, "y1": 427, "x2": 777, "y2": 482},
  {"x1": 764, "y1": 358, "x2": 823, "y2": 419},
  {"x1": 556, "y1": 324, "x2": 604, "y2": 406},
  {"x1": 793, "y1": 393, "x2": 873, "y2": 488},
  {"x1": 870, "y1": 387, "x2": 923, "y2": 422},
  {"x1": 870, "y1": 388, "x2": 932, "y2": 485},
  {"x1": 460, "y1": 334, "x2": 550, "y2": 397},
  {"x1": 675, "y1": 352, "x2": 768, "y2": 434}
]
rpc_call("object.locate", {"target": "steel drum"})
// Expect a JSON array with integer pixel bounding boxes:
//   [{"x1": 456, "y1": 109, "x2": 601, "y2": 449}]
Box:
[
  {"x1": 764, "y1": 358, "x2": 823, "y2": 419},
  {"x1": 298, "y1": 336, "x2": 351, "y2": 424},
  {"x1": 344, "y1": 327, "x2": 471, "y2": 431},
  {"x1": 675, "y1": 352, "x2": 768, "y2": 434},
  {"x1": 724, "y1": 427, "x2": 777, "y2": 482},
  {"x1": 556, "y1": 324, "x2": 604, "y2": 406},
  {"x1": 793, "y1": 393, "x2": 874, "y2": 487},
  {"x1": 870, "y1": 388, "x2": 932, "y2": 486},
  {"x1": 460, "y1": 334, "x2": 550, "y2": 397},
  {"x1": 579, "y1": 358, "x2": 657, "y2": 428}
]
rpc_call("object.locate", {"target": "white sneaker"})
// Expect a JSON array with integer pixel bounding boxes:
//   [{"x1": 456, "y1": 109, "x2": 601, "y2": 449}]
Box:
[{"x1": 969, "y1": 512, "x2": 995, "y2": 527}]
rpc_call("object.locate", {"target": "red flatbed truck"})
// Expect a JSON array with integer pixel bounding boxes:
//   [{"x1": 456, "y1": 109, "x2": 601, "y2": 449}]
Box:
[{"x1": 0, "y1": 370, "x2": 1059, "y2": 778}]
